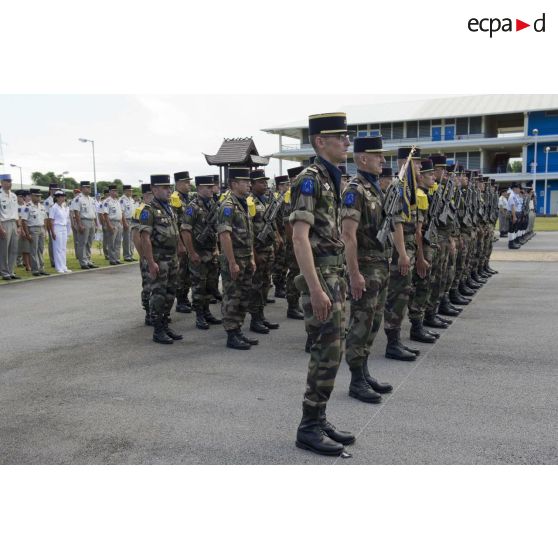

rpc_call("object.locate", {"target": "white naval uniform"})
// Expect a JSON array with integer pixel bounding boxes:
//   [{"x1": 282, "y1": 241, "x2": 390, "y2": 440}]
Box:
[{"x1": 49, "y1": 202, "x2": 72, "y2": 272}]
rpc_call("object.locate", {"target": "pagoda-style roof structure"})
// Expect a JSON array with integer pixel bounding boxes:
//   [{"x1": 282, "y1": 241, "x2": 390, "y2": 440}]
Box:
[{"x1": 204, "y1": 137, "x2": 270, "y2": 168}]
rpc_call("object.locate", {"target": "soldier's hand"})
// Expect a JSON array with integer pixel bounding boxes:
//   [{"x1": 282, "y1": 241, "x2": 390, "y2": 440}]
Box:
[
  {"x1": 51, "y1": 232, "x2": 57, "y2": 241},
  {"x1": 350, "y1": 272, "x2": 366, "y2": 301},
  {"x1": 177, "y1": 243, "x2": 186, "y2": 257},
  {"x1": 310, "y1": 288, "x2": 332, "y2": 322},
  {"x1": 416, "y1": 257, "x2": 429, "y2": 279},
  {"x1": 190, "y1": 251, "x2": 201, "y2": 265},
  {"x1": 251, "y1": 258, "x2": 256, "y2": 273},
  {"x1": 79, "y1": 225, "x2": 85, "y2": 233},
  {"x1": 0, "y1": 227, "x2": 5, "y2": 239},
  {"x1": 398, "y1": 254, "x2": 411, "y2": 276},
  {"x1": 229, "y1": 261, "x2": 240, "y2": 280},
  {"x1": 148, "y1": 262, "x2": 159, "y2": 278}
]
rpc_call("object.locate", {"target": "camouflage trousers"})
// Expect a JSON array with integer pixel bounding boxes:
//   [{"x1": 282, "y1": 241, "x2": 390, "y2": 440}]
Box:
[
  {"x1": 207, "y1": 254, "x2": 220, "y2": 295},
  {"x1": 285, "y1": 240, "x2": 301, "y2": 307},
  {"x1": 384, "y1": 235, "x2": 416, "y2": 332},
  {"x1": 139, "y1": 257, "x2": 152, "y2": 311},
  {"x1": 149, "y1": 256, "x2": 178, "y2": 320},
  {"x1": 189, "y1": 253, "x2": 216, "y2": 312},
  {"x1": 298, "y1": 266, "x2": 346, "y2": 408},
  {"x1": 470, "y1": 228, "x2": 484, "y2": 273},
  {"x1": 451, "y1": 232, "x2": 470, "y2": 289},
  {"x1": 176, "y1": 251, "x2": 191, "y2": 303},
  {"x1": 272, "y1": 239, "x2": 287, "y2": 290},
  {"x1": 345, "y1": 260, "x2": 390, "y2": 369},
  {"x1": 427, "y1": 233, "x2": 450, "y2": 314},
  {"x1": 221, "y1": 255, "x2": 254, "y2": 331},
  {"x1": 248, "y1": 248, "x2": 274, "y2": 315},
  {"x1": 445, "y1": 236, "x2": 459, "y2": 294},
  {"x1": 408, "y1": 243, "x2": 434, "y2": 321}
]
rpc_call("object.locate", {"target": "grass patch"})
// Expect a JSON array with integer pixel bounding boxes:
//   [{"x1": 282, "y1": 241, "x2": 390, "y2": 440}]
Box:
[{"x1": 534, "y1": 216, "x2": 558, "y2": 232}]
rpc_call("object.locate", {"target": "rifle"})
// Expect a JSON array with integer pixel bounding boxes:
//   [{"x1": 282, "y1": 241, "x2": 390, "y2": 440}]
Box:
[
  {"x1": 195, "y1": 200, "x2": 220, "y2": 245},
  {"x1": 423, "y1": 185, "x2": 443, "y2": 246},
  {"x1": 376, "y1": 146, "x2": 416, "y2": 248},
  {"x1": 256, "y1": 191, "x2": 286, "y2": 244},
  {"x1": 437, "y1": 165, "x2": 458, "y2": 225}
]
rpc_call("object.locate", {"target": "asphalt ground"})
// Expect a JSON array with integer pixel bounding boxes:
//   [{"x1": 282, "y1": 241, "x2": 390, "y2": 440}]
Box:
[{"x1": 1, "y1": 233, "x2": 557, "y2": 464}]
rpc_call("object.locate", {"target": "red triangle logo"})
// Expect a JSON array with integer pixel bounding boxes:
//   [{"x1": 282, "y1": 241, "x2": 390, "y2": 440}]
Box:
[{"x1": 516, "y1": 19, "x2": 530, "y2": 31}]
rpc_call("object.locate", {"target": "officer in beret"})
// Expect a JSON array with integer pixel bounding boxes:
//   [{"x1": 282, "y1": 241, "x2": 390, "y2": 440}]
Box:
[
  {"x1": 341, "y1": 135, "x2": 394, "y2": 404},
  {"x1": 139, "y1": 175, "x2": 183, "y2": 344},
  {"x1": 289, "y1": 112, "x2": 355, "y2": 456},
  {"x1": 172, "y1": 171, "x2": 194, "y2": 313},
  {"x1": 0, "y1": 175, "x2": 23, "y2": 280},
  {"x1": 101, "y1": 184, "x2": 124, "y2": 265},
  {"x1": 383, "y1": 146, "x2": 422, "y2": 361},
  {"x1": 27, "y1": 188, "x2": 49, "y2": 276},
  {"x1": 216, "y1": 167, "x2": 258, "y2": 350},
  {"x1": 271, "y1": 175, "x2": 289, "y2": 300},
  {"x1": 181, "y1": 175, "x2": 223, "y2": 330},
  {"x1": 70, "y1": 181, "x2": 98, "y2": 269},
  {"x1": 132, "y1": 182, "x2": 154, "y2": 325},
  {"x1": 247, "y1": 169, "x2": 280, "y2": 334},
  {"x1": 120, "y1": 184, "x2": 136, "y2": 262}
]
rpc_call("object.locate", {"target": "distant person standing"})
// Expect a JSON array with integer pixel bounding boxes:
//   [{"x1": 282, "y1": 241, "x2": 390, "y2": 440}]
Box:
[
  {"x1": 43, "y1": 183, "x2": 59, "y2": 268},
  {"x1": 120, "y1": 184, "x2": 136, "y2": 261},
  {"x1": 102, "y1": 184, "x2": 124, "y2": 265},
  {"x1": 48, "y1": 190, "x2": 72, "y2": 273},
  {"x1": 27, "y1": 188, "x2": 49, "y2": 276},
  {"x1": 71, "y1": 181, "x2": 98, "y2": 269},
  {"x1": 17, "y1": 190, "x2": 33, "y2": 272},
  {"x1": 498, "y1": 189, "x2": 510, "y2": 237},
  {"x1": 0, "y1": 174, "x2": 22, "y2": 280},
  {"x1": 507, "y1": 184, "x2": 521, "y2": 249}
]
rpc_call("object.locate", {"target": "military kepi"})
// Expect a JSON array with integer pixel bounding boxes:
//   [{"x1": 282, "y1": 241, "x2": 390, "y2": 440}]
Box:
[
  {"x1": 287, "y1": 166, "x2": 305, "y2": 180},
  {"x1": 250, "y1": 169, "x2": 269, "y2": 181},
  {"x1": 430, "y1": 154, "x2": 447, "y2": 167},
  {"x1": 380, "y1": 167, "x2": 393, "y2": 178},
  {"x1": 141, "y1": 183, "x2": 151, "y2": 193},
  {"x1": 308, "y1": 112, "x2": 348, "y2": 135},
  {"x1": 174, "y1": 171, "x2": 192, "y2": 182},
  {"x1": 397, "y1": 146, "x2": 421, "y2": 159},
  {"x1": 420, "y1": 159, "x2": 434, "y2": 173},
  {"x1": 195, "y1": 175, "x2": 214, "y2": 187},
  {"x1": 228, "y1": 167, "x2": 251, "y2": 181},
  {"x1": 353, "y1": 136, "x2": 385, "y2": 153},
  {"x1": 150, "y1": 174, "x2": 172, "y2": 187}
]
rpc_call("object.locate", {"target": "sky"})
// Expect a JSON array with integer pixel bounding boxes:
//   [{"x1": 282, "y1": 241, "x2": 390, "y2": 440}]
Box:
[{"x1": 0, "y1": 94, "x2": 446, "y2": 186}]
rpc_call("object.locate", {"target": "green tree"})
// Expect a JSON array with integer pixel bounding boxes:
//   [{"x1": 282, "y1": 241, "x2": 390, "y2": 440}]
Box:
[
  {"x1": 31, "y1": 171, "x2": 79, "y2": 189},
  {"x1": 508, "y1": 161, "x2": 523, "y2": 173}
]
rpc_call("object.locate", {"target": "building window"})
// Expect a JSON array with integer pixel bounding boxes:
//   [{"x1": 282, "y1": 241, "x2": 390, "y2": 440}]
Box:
[
  {"x1": 357, "y1": 124, "x2": 368, "y2": 137},
  {"x1": 393, "y1": 122, "x2": 404, "y2": 140},
  {"x1": 380, "y1": 123, "x2": 392, "y2": 140},
  {"x1": 545, "y1": 111, "x2": 558, "y2": 117},
  {"x1": 431, "y1": 119, "x2": 442, "y2": 125},
  {"x1": 468, "y1": 152, "x2": 481, "y2": 170},
  {"x1": 406, "y1": 121, "x2": 418, "y2": 138},
  {"x1": 456, "y1": 118, "x2": 468, "y2": 136},
  {"x1": 469, "y1": 116, "x2": 482, "y2": 134},
  {"x1": 444, "y1": 118, "x2": 456, "y2": 125},
  {"x1": 348, "y1": 125, "x2": 358, "y2": 140},
  {"x1": 419, "y1": 120, "x2": 431, "y2": 138},
  {"x1": 455, "y1": 152, "x2": 468, "y2": 166},
  {"x1": 302, "y1": 129, "x2": 309, "y2": 144}
]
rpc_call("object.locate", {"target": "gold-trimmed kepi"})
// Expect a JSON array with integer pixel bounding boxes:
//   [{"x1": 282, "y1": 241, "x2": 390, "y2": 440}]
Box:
[
  {"x1": 250, "y1": 169, "x2": 269, "y2": 181},
  {"x1": 397, "y1": 146, "x2": 421, "y2": 160},
  {"x1": 228, "y1": 167, "x2": 251, "y2": 181},
  {"x1": 150, "y1": 174, "x2": 172, "y2": 186},
  {"x1": 308, "y1": 112, "x2": 348, "y2": 135},
  {"x1": 353, "y1": 136, "x2": 386, "y2": 153}
]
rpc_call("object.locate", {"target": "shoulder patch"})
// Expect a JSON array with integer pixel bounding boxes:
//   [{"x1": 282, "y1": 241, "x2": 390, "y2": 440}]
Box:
[
  {"x1": 223, "y1": 206, "x2": 233, "y2": 217},
  {"x1": 300, "y1": 178, "x2": 315, "y2": 196},
  {"x1": 343, "y1": 191, "x2": 356, "y2": 207},
  {"x1": 139, "y1": 209, "x2": 150, "y2": 223},
  {"x1": 186, "y1": 206, "x2": 194, "y2": 216}
]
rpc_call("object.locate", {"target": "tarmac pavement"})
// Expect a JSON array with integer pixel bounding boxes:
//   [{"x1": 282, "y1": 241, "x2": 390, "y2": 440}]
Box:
[{"x1": 1, "y1": 233, "x2": 557, "y2": 464}]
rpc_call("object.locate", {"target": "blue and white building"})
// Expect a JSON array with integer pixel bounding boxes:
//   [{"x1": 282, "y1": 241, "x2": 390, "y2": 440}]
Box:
[{"x1": 262, "y1": 95, "x2": 558, "y2": 215}]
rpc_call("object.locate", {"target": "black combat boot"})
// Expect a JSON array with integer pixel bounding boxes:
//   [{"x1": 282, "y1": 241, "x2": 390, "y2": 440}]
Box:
[
  {"x1": 195, "y1": 310, "x2": 210, "y2": 330},
  {"x1": 239, "y1": 330, "x2": 259, "y2": 345},
  {"x1": 349, "y1": 365, "x2": 382, "y2": 403},
  {"x1": 296, "y1": 404, "x2": 345, "y2": 456},
  {"x1": 362, "y1": 357, "x2": 393, "y2": 393},
  {"x1": 437, "y1": 315, "x2": 453, "y2": 325},
  {"x1": 424, "y1": 312, "x2": 449, "y2": 329},
  {"x1": 439, "y1": 295, "x2": 460, "y2": 317},
  {"x1": 274, "y1": 285, "x2": 286, "y2": 298},
  {"x1": 204, "y1": 306, "x2": 222, "y2": 325},
  {"x1": 261, "y1": 311, "x2": 279, "y2": 330},
  {"x1": 287, "y1": 304, "x2": 304, "y2": 320},
  {"x1": 385, "y1": 329, "x2": 417, "y2": 361},
  {"x1": 466, "y1": 277, "x2": 482, "y2": 290},
  {"x1": 318, "y1": 408, "x2": 355, "y2": 445},
  {"x1": 176, "y1": 297, "x2": 192, "y2": 313},
  {"x1": 410, "y1": 319, "x2": 437, "y2": 343},
  {"x1": 163, "y1": 315, "x2": 183, "y2": 340},
  {"x1": 250, "y1": 313, "x2": 270, "y2": 334},
  {"x1": 459, "y1": 281, "x2": 475, "y2": 297},
  {"x1": 508, "y1": 240, "x2": 519, "y2": 249},
  {"x1": 424, "y1": 328, "x2": 440, "y2": 339},
  {"x1": 448, "y1": 302, "x2": 463, "y2": 313},
  {"x1": 226, "y1": 329, "x2": 251, "y2": 350},
  {"x1": 485, "y1": 264, "x2": 498, "y2": 274},
  {"x1": 144, "y1": 308, "x2": 152, "y2": 326},
  {"x1": 450, "y1": 289, "x2": 470, "y2": 305},
  {"x1": 471, "y1": 271, "x2": 487, "y2": 284},
  {"x1": 153, "y1": 317, "x2": 173, "y2": 344}
]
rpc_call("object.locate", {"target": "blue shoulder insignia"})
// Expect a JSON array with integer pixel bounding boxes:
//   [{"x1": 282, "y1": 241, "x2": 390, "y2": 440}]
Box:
[
  {"x1": 300, "y1": 177, "x2": 315, "y2": 196},
  {"x1": 223, "y1": 206, "x2": 233, "y2": 217},
  {"x1": 139, "y1": 209, "x2": 149, "y2": 223},
  {"x1": 343, "y1": 191, "x2": 356, "y2": 207},
  {"x1": 186, "y1": 206, "x2": 194, "y2": 216}
]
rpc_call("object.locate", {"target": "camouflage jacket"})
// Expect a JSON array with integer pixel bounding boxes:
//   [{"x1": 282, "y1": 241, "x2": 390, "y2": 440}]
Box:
[
  {"x1": 248, "y1": 193, "x2": 275, "y2": 252},
  {"x1": 217, "y1": 192, "x2": 254, "y2": 258},
  {"x1": 289, "y1": 157, "x2": 344, "y2": 261},
  {"x1": 340, "y1": 171, "x2": 391, "y2": 261},
  {"x1": 138, "y1": 197, "x2": 180, "y2": 259},
  {"x1": 181, "y1": 195, "x2": 218, "y2": 257}
]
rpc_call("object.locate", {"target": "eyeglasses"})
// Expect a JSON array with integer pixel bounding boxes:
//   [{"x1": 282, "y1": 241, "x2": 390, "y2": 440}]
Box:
[{"x1": 321, "y1": 134, "x2": 350, "y2": 142}]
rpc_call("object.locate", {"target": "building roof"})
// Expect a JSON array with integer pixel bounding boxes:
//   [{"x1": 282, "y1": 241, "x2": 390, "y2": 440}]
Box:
[
  {"x1": 204, "y1": 137, "x2": 269, "y2": 167},
  {"x1": 262, "y1": 94, "x2": 558, "y2": 139}
]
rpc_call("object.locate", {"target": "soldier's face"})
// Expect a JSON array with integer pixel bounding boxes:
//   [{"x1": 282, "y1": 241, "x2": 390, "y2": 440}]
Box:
[
  {"x1": 153, "y1": 186, "x2": 171, "y2": 202},
  {"x1": 198, "y1": 186, "x2": 212, "y2": 199},
  {"x1": 379, "y1": 177, "x2": 391, "y2": 192},
  {"x1": 319, "y1": 134, "x2": 350, "y2": 165},
  {"x1": 412, "y1": 159, "x2": 421, "y2": 174},
  {"x1": 462, "y1": 176, "x2": 469, "y2": 187},
  {"x1": 361, "y1": 153, "x2": 385, "y2": 175},
  {"x1": 423, "y1": 171, "x2": 435, "y2": 187},
  {"x1": 251, "y1": 179, "x2": 267, "y2": 196},
  {"x1": 144, "y1": 192, "x2": 154, "y2": 203},
  {"x1": 1, "y1": 180, "x2": 11, "y2": 191},
  {"x1": 232, "y1": 179, "x2": 251, "y2": 197},
  {"x1": 177, "y1": 180, "x2": 191, "y2": 193}
]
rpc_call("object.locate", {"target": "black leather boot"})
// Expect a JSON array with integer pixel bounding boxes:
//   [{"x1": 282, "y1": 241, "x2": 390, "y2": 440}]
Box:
[
  {"x1": 250, "y1": 313, "x2": 270, "y2": 334},
  {"x1": 402, "y1": 344, "x2": 421, "y2": 356},
  {"x1": 205, "y1": 305, "x2": 222, "y2": 325},
  {"x1": 410, "y1": 319, "x2": 437, "y2": 343},
  {"x1": 363, "y1": 357, "x2": 393, "y2": 393},
  {"x1": 163, "y1": 315, "x2": 183, "y2": 340},
  {"x1": 226, "y1": 329, "x2": 251, "y2": 350},
  {"x1": 438, "y1": 315, "x2": 453, "y2": 325},
  {"x1": 239, "y1": 331, "x2": 259, "y2": 345},
  {"x1": 153, "y1": 317, "x2": 173, "y2": 344},
  {"x1": 448, "y1": 302, "x2": 463, "y2": 313},
  {"x1": 439, "y1": 295, "x2": 460, "y2": 317},
  {"x1": 287, "y1": 304, "x2": 304, "y2": 320},
  {"x1": 424, "y1": 328, "x2": 440, "y2": 339},
  {"x1": 296, "y1": 405, "x2": 345, "y2": 456},
  {"x1": 175, "y1": 297, "x2": 192, "y2": 313},
  {"x1": 459, "y1": 281, "x2": 475, "y2": 297},
  {"x1": 195, "y1": 310, "x2": 210, "y2": 330},
  {"x1": 471, "y1": 271, "x2": 487, "y2": 284},
  {"x1": 508, "y1": 240, "x2": 519, "y2": 249},
  {"x1": 450, "y1": 289, "x2": 471, "y2": 305},
  {"x1": 349, "y1": 366, "x2": 382, "y2": 403},
  {"x1": 261, "y1": 311, "x2": 279, "y2": 330},
  {"x1": 385, "y1": 329, "x2": 417, "y2": 361},
  {"x1": 485, "y1": 264, "x2": 498, "y2": 274},
  {"x1": 466, "y1": 277, "x2": 482, "y2": 290},
  {"x1": 424, "y1": 313, "x2": 449, "y2": 329},
  {"x1": 318, "y1": 408, "x2": 355, "y2": 445}
]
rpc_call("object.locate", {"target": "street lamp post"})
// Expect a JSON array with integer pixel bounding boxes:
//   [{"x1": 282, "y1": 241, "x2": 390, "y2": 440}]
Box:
[
  {"x1": 78, "y1": 138, "x2": 97, "y2": 197},
  {"x1": 10, "y1": 163, "x2": 23, "y2": 187},
  {"x1": 544, "y1": 146, "x2": 550, "y2": 216},
  {"x1": 532, "y1": 128, "x2": 539, "y2": 203}
]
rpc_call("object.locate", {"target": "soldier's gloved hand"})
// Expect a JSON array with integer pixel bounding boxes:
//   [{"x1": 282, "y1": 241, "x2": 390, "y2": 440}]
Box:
[
  {"x1": 229, "y1": 261, "x2": 240, "y2": 281},
  {"x1": 148, "y1": 261, "x2": 159, "y2": 279},
  {"x1": 350, "y1": 272, "x2": 366, "y2": 301},
  {"x1": 310, "y1": 288, "x2": 332, "y2": 322}
]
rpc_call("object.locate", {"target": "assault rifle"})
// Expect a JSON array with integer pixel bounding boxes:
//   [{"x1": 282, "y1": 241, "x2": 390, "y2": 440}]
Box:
[
  {"x1": 195, "y1": 200, "x2": 220, "y2": 245},
  {"x1": 423, "y1": 186, "x2": 443, "y2": 246},
  {"x1": 376, "y1": 146, "x2": 416, "y2": 248},
  {"x1": 437, "y1": 165, "x2": 458, "y2": 225},
  {"x1": 257, "y1": 191, "x2": 285, "y2": 244}
]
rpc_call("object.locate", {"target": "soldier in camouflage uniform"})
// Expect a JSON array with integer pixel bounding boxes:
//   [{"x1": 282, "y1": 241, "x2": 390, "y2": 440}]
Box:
[
  {"x1": 139, "y1": 175, "x2": 183, "y2": 344},
  {"x1": 247, "y1": 169, "x2": 280, "y2": 334},
  {"x1": 341, "y1": 136, "x2": 394, "y2": 405},
  {"x1": 172, "y1": 171, "x2": 194, "y2": 313},
  {"x1": 290, "y1": 112, "x2": 355, "y2": 457},
  {"x1": 131, "y1": 182, "x2": 154, "y2": 325},
  {"x1": 217, "y1": 167, "x2": 258, "y2": 350},
  {"x1": 271, "y1": 175, "x2": 289, "y2": 299},
  {"x1": 181, "y1": 175, "x2": 223, "y2": 330},
  {"x1": 407, "y1": 159, "x2": 439, "y2": 343},
  {"x1": 206, "y1": 175, "x2": 223, "y2": 302},
  {"x1": 383, "y1": 147, "x2": 422, "y2": 362}
]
